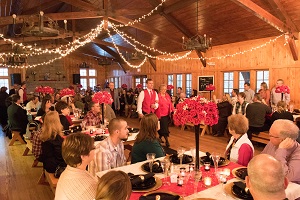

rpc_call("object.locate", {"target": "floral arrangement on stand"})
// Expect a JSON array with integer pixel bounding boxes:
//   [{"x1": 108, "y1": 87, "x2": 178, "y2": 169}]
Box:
[
  {"x1": 60, "y1": 88, "x2": 75, "y2": 97},
  {"x1": 121, "y1": 84, "x2": 128, "y2": 89},
  {"x1": 173, "y1": 96, "x2": 219, "y2": 126},
  {"x1": 173, "y1": 96, "x2": 219, "y2": 170},
  {"x1": 275, "y1": 85, "x2": 290, "y2": 101},
  {"x1": 34, "y1": 86, "x2": 54, "y2": 94},
  {"x1": 136, "y1": 84, "x2": 142, "y2": 89},
  {"x1": 92, "y1": 91, "x2": 113, "y2": 125},
  {"x1": 167, "y1": 85, "x2": 174, "y2": 90},
  {"x1": 205, "y1": 84, "x2": 216, "y2": 100},
  {"x1": 92, "y1": 91, "x2": 113, "y2": 104}
]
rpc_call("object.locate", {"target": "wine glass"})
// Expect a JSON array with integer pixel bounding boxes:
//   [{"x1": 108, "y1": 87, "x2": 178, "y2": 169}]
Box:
[
  {"x1": 211, "y1": 152, "x2": 220, "y2": 174},
  {"x1": 216, "y1": 170, "x2": 228, "y2": 196},
  {"x1": 160, "y1": 159, "x2": 171, "y2": 185},
  {"x1": 146, "y1": 153, "x2": 156, "y2": 173},
  {"x1": 190, "y1": 147, "x2": 196, "y2": 164},
  {"x1": 177, "y1": 146, "x2": 186, "y2": 166},
  {"x1": 193, "y1": 170, "x2": 202, "y2": 193}
]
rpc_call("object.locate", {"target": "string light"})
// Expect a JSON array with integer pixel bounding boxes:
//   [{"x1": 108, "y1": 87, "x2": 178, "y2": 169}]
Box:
[{"x1": 113, "y1": 0, "x2": 166, "y2": 28}]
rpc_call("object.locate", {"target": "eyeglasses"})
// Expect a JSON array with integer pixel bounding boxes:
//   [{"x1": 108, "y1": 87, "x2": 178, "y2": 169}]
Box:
[{"x1": 269, "y1": 135, "x2": 281, "y2": 139}]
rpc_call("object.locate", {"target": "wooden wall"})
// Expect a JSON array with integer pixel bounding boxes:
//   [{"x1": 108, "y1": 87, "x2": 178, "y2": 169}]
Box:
[{"x1": 105, "y1": 33, "x2": 300, "y2": 107}]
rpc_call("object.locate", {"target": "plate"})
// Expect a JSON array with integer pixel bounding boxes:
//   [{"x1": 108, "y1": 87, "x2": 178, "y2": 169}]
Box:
[
  {"x1": 133, "y1": 177, "x2": 162, "y2": 193},
  {"x1": 170, "y1": 154, "x2": 193, "y2": 164},
  {"x1": 128, "y1": 128, "x2": 139, "y2": 133},
  {"x1": 232, "y1": 182, "x2": 253, "y2": 200},
  {"x1": 232, "y1": 167, "x2": 248, "y2": 180},
  {"x1": 141, "y1": 161, "x2": 163, "y2": 173},
  {"x1": 131, "y1": 175, "x2": 156, "y2": 190},
  {"x1": 139, "y1": 191, "x2": 183, "y2": 200},
  {"x1": 200, "y1": 156, "x2": 229, "y2": 167}
]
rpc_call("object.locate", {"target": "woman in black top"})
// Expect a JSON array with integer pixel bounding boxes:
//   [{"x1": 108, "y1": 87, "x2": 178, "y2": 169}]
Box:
[
  {"x1": 39, "y1": 111, "x2": 66, "y2": 173},
  {"x1": 37, "y1": 97, "x2": 54, "y2": 117},
  {"x1": 55, "y1": 101, "x2": 71, "y2": 131}
]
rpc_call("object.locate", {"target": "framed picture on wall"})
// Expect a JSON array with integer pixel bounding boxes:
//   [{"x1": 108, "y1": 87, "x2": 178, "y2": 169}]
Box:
[{"x1": 198, "y1": 75, "x2": 214, "y2": 92}]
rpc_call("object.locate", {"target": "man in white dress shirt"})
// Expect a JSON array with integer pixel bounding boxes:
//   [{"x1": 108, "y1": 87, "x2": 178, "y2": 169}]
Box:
[{"x1": 137, "y1": 79, "x2": 159, "y2": 118}]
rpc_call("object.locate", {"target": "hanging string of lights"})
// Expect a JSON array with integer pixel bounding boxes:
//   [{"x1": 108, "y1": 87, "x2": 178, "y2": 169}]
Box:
[{"x1": 113, "y1": 0, "x2": 166, "y2": 28}]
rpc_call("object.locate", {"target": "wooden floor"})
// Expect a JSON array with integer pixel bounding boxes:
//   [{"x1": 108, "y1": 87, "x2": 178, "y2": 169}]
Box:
[{"x1": 0, "y1": 117, "x2": 264, "y2": 200}]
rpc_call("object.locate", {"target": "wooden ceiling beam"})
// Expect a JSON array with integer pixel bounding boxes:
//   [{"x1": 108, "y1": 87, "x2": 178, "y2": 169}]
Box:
[
  {"x1": 287, "y1": 33, "x2": 298, "y2": 61},
  {"x1": 0, "y1": 11, "x2": 104, "y2": 26},
  {"x1": 264, "y1": 0, "x2": 299, "y2": 33},
  {"x1": 58, "y1": 0, "x2": 96, "y2": 11},
  {"x1": 96, "y1": 44, "x2": 127, "y2": 73},
  {"x1": 163, "y1": 0, "x2": 197, "y2": 14},
  {"x1": 148, "y1": 57, "x2": 157, "y2": 71},
  {"x1": 148, "y1": 0, "x2": 206, "y2": 67},
  {"x1": 22, "y1": 0, "x2": 63, "y2": 15},
  {"x1": 230, "y1": 0, "x2": 289, "y2": 33},
  {"x1": 109, "y1": 16, "x2": 181, "y2": 45}
]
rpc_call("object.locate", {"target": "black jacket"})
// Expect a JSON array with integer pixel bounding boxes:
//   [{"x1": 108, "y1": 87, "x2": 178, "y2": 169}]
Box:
[{"x1": 7, "y1": 103, "x2": 28, "y2": 134}]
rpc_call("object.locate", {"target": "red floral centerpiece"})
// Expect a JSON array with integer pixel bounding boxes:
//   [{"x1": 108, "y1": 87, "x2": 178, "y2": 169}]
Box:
[
  {"x1": 167, "y1": 85, "x2": 174, "y2": 90},
  {"x1": 275, "y1": 85, "x2": 290, "y2": 101},
  {"x1": 121, "y1": 84, "x2": 128, "y2": 89},
  {"x1": 173, "y1": 96, "x2": 219, "y2": 170},
  {"x1": 92, "y1": 91, "x2": 113, "y2": 104},
  {"x1": 35, "y1": 86, "x2": 54, "y2": 94},
  {"x1": 60, "y1": 88, "x2": 75, "y2": 97},
  {"x1": 92, "y1": 91, "x2": 113, "y2": 124},
  {"x1": 35, "y1": 86, "x2": 43, "y2": 93},
  {"x1": 136, "y1": 84, "x2": 142, "y2": 89}
]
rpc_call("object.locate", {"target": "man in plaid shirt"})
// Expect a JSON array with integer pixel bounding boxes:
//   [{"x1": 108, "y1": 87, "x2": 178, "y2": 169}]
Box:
[
  {"x1": 82, "y1": 102, "x2": 102, "y2": 126},
  {"x1": 90, "y1": 118, "x2": 129, "y2": 175},
  {"x1": 31, "y1": 129, "x2": 42, "y2": 160}
]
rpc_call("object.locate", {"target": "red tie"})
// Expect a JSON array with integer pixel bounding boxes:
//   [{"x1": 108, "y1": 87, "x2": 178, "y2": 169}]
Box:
[{"x1": 150, "y1": 90, "x2": 153, "y2": 97}]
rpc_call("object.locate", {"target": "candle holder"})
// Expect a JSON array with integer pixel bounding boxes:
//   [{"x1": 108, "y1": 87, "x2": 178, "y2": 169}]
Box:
[
  {"x1": 189, "y1": 163, "x2": 195, "y2": 172},
  {"x1": 180, "y1": 167, "x2": 186, "y2": 177},
  {"x1": 223, "y1": 168, "x2": 231, "y2": 177},
  {"x1": 203, "y1": 177, "x2": 212, "y2": 187},
  {"x1": 204, "y1": 162, "x2": 210, "y2": 171}
]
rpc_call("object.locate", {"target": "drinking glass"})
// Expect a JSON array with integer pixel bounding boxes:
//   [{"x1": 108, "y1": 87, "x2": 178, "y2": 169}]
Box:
[
  {"x1": 146, "y1": 153, "x2": 156, "y2": 173},
  {"x1": 81, "y1": 121, "x2": 86, "y2": 130},
  {"x1": 193, "y1": 170, "x2": 202, "y2": 193},
  {"x1": 160, "y1": 159, "x2": 171, "y2": 185},
  {"x1": 211, "y1": 152, "x2": 220, "y2": 174},
  {"x1": 177, "y1": 146, "x2": 186, "y2": 165},
  {"x1": 216, "y1": 171, "x2": 228, "y2": 196},
  {"x1": 190, "y1": 147, "x2": 196, "y2": 164}
]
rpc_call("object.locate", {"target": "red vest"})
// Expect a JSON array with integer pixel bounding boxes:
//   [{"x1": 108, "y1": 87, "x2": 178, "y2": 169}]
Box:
[
  {"x1": 20, "y1": 87, "x2": 27, "y2": 102},
  {"x1": 142, "y1": 89, "x2": 156, "y2": 114}
]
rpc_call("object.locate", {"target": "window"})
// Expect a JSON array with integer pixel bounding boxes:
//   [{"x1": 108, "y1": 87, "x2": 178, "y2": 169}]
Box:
[
  {"x1": 108, "y1": 77, "x2": 121, "y2": 88},
  {"x1": 167, "y1": 75, "x2": 174, "y2": 96},
  {"x1": 176, "y1": 74, "x2": 182, "y2": 89},
  {"x1": 79, "y1": 69, "x2": 97, "y2": 89},
  {"x1": 0, "y1": 68, "x2": 9, "y2": 89},
  {"x1": 186, "y1": 74, "x2": 192, "y2": 97},
  {"x1": 239, "y1": 71, "x2": 250, "y2": 92},
  {"x1": 223, "y1": 72, "x2": 234, "y2": 94},
  {"x1": 134, "y1": 76, "x2": 147, "y2": 89},
  {"x1": 256, "y1": 70, "x2": 269, "y2": 92}
]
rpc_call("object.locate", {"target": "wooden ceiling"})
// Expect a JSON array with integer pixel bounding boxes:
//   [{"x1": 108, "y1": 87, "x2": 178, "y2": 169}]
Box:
[{"x1": 0, "y1": 0, "x2": 300, "y2": 68}]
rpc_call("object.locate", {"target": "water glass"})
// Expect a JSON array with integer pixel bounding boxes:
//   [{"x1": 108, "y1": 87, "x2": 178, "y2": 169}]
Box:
[
  {"x1": 160, "y1": 160, "x2": 171, "y2": 185},
  {"x1": 177, "y1": 146, "x2": 186, "y2": 165},
  {"x1": 146, "y1": 153, "x2": 156, "y2": 173},
  {"x1": 211, "y1": 152, "x2": 220, "y2": 174}
]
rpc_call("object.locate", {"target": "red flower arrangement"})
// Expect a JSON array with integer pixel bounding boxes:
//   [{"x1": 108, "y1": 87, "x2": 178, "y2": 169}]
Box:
[
  {"x1": 60, "y1": 88, "x2": 75, "y2": 97},
  {"x1": 167, "y1": 85, "x2": 174, "y2": 90},
  {"x1": 205, "y1": 84, "x2": 216, "y2": 91},
  {"x1": 173, "y1": 96, "x2": 219, "y2": 126},
  {"x1": 275, "y1": 85, "x2": 290, "y2": 94},
  {"x1": 136, "y1": 84, "x2": 143, "y2": 89},
  {"x1": 121, "y1": 84, "x2": 128, "y2": 89},
  {"x1": 34, "y1": 86, "x2": 54, "y2": 94},
  {"x1": 92, "y1": 91, "x2": 113, "y2": 104},
  {"x1": 77, "y1": 84, "x2": 82, "y2": 88}
]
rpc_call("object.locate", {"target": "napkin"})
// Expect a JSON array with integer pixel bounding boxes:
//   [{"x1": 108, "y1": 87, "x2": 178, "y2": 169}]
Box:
[
  {"x1": 130, "y1": 173, "x2": 155, "y2": 185},
  {"x1": 170, "y1": 154, "x2": 193, "y2": 164},
  {"x1": 232, "y1": 181, "x2": 253, "y2": 199},
  {"x1": 143, "y1": 160, "x2": 163, "y2": 173},
  {"x1": 94, "y1": 135, "x2": 107, "y2": 141},
  {"x1": 201, "y1": 152, "x2": 225, "y2": 165},
  {"x1": 139, "y1": 193, "x2": 180, "y2": 200}
]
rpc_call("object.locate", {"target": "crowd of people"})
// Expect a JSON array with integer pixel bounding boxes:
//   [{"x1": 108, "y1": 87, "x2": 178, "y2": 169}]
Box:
[{"x1": 1, "y1": 77, "x2": 299, "y2": 200}]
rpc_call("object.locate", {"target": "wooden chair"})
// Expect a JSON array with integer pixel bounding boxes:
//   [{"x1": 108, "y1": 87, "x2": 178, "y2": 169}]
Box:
[{"x1": 9, "y1": 129, "x2": 26, "y2": 146}]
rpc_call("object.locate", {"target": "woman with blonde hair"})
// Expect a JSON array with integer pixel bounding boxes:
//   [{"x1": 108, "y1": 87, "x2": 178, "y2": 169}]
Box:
[
  {"x1": 225, "y1": 114, "x2": 254, "y2": 166},
  {"x1": 258, "y1": 82, "x2": 271, "y2": 106},
  {"x1": 96, "y1": 171, "x2": 132, "y2": 200},
  {"x1": 131, "y1": 113, "x2": 165, "y2": 164},
  {"x1": 39, "y1": 111, "x2": 66, "y2": 173},
  {"x1": 270, "y1": 101, "x2": 293, "y2": 124}
]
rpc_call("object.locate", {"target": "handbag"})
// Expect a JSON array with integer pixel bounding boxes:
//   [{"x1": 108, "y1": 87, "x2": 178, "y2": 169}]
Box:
[{"x1": 54, "y1": 165, "x2": 66, "y2": 178}]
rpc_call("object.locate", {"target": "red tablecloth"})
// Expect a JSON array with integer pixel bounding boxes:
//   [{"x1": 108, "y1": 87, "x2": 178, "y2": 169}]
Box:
[{"x1": 130, "y1": 162, "x2": 242, "y2": 200}]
